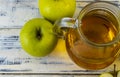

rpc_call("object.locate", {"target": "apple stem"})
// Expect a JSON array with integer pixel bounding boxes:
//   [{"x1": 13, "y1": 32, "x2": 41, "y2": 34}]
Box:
[
  {"x1": 113, "y1": 64, "x2": 117, "y2": 77},
  {"x1": 36, "y1": 28, "x2": 42, "y2": 40}
]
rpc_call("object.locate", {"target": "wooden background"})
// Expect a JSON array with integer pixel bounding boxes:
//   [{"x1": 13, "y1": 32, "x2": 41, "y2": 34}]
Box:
[{"x1": 0, "y1": 0, "x2": 120, "y2": 77}]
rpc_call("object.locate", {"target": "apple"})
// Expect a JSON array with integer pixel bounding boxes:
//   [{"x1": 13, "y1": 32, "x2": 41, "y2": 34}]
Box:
[
  {"x1": 99, "y1": 72, "x2": 113, "y2": 77},
  {"x1": 117, "y1": 70, "x2": 120, "y2": 77},
  {"x1": 38, "y1": 0, "x2": 76, "y2": 22},
  {"x1": 20, "y1": 18, "x2": 58, "y2": 57},
  {"x1": 99, "y1": 70, "x2": 120, "y2": 77}
]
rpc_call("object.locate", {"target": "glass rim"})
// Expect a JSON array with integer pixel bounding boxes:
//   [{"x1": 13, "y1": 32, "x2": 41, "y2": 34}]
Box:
[{"x1": 77, "y1": 1, "x2": 120, "y2": 47}]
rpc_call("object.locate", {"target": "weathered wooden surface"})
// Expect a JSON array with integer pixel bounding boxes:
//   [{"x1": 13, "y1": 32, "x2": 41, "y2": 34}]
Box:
[
  {"x1": 0, "y1": 75, "x2": 98, "y2": 77},
  {"x1": 0, "y1": 0, "x2": 120, "y2": 77}
]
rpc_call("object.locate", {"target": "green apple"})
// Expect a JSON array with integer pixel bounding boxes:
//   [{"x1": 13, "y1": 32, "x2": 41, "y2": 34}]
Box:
[
  {"x1": 38, "y1": 0, "x2": 76, "y2": 22},
  {"x1": 117, "y1": 70, "x2": 120, "y2": 77},
  {"x1": 20, "y1": 18, "x2": 58, "y2": 57},
  {"x1": 99, "y1": 71, "x2": 120, "y2": 77},
  {"x1": 99, "y1": 72, "x2": 113, "y2": 77}
]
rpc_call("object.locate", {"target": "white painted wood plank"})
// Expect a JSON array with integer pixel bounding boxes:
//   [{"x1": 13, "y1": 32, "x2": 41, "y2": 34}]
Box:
[
  {"x1": 0, "y1": 0, "x2": 40, "y2": 28},
  {"x1": 0, "y1": 75, "x2": 99, "y2": 77}
]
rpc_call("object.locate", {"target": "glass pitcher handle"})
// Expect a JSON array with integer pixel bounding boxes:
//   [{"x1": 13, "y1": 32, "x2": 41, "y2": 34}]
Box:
[{"x1": 53, "y1": 17, "x2": 78, "y2": 38}]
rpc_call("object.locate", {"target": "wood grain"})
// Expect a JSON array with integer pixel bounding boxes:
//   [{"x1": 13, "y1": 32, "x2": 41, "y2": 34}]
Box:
[{"x1": 0, "y1": 0, "x2": 120, "y2": 77}]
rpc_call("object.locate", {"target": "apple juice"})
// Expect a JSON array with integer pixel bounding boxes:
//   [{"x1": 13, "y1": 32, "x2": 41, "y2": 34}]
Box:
[{"x1": 65, "y1": 14, "x2": 120, "y2": 70}]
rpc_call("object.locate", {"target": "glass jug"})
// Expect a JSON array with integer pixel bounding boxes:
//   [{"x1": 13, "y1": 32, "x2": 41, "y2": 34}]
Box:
[{"x1": 54, "y1": 1, "x2": 120, "y2": 70}]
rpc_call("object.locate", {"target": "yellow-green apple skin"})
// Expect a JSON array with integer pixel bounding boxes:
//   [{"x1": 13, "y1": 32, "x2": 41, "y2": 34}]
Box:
[
  {"x1": 99, "y1": 72, "x2": 113, "y2": 77},
  {"x1": 20, "y1": 18, "x2": 58, "y2": 57},
  {"x1": 117, "y1": 71, "x2": 120, "y2": 77},
  {"x1": 38, "y1": 0, "x2": 76, "y2": 22}
]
